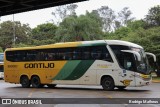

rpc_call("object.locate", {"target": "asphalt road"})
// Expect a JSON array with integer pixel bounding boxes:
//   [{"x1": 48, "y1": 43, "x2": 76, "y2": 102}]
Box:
[{"x1": 0, "y1": 80, "x2": 160, "y2": 107}]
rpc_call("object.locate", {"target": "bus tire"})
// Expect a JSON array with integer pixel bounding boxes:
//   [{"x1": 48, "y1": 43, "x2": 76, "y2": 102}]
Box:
[
  {"x1": 116, "y1": 86, "x2": 126, "y2": 90},
  {"x1": 101, "y1": 77, "x2": 115, "y2": 91},
  {"x1": 20, "y1": 76, "x2": 30, "y2": 88},
  {"x1": 31, "y1": 76, "x2": 42, "y2": 88},
  {"x1": 47, "y1": 84, "x2": 57, "y2": 88},
  {"x1": 39, "y1": 84, "x2": 45, "y2": 88}
]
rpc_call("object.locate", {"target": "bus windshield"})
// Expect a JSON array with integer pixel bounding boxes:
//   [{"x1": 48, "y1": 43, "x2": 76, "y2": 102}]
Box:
[
  {"x1": 131, "y1": 47, "x2": 150, "y2": 74},
  {"x1": 0, "y1": 53, "x2": 4, "y2": 62},
  {"x1": 110, "y1": 45, "x2": 150, "y2": 74}
]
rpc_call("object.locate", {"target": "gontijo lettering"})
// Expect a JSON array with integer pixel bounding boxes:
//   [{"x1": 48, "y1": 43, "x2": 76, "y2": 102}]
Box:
[{"x1": 24, "y1": 63, "x2": 54, "y2": 68}]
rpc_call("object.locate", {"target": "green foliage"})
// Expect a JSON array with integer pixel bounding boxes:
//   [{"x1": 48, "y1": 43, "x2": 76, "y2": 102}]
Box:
[
  {"x1": 145, "y1": 5, "x2": 160, "y2": 27},
  {"x1": 105, "y1": 27, "x2": 132, "y2": 40},
  {"x1": 0, "y1": 21, "x2": 31, "y2": 51},
  {"x1": 31, "y1": 23, "x2": 57, "y2": 45},
  {"x1": 55, "y1": 11, "x2": 103, "y2": 42},
  {"x1": 114, "y1": 27, "x2": 132, "y2": 39},
  {"x1": 77, "y1": 14, "x2": 103, "y2": 40},
  {"x1": 55, "y1": 16, "x2": 78, "y2": 41},
  {"x1": 0, "y1": 47, "x2": 3, "y2": 52},
  {"x1": 14, "y1": 43, "x2": 34, "y2": 48},
  {"x1": 31, "y1": 39, "x2": 56, "y2": 46},
  {"x1": 86, "y1": 10, "x2": 103, "y2": 29},
  {"x1": 127, "y1": 20, "x2": 146, "y2": 31}
]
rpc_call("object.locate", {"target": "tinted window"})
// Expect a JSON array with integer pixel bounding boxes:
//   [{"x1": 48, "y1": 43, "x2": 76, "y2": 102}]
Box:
[
  {"x1": 110, "y1": 45, "x2": 136, "y2": 70},
  {"x1": 82, "y1": 47, "x2": 91, "y2": 60},
  {"x1": 73, "y1": 48, "x2": 82, "y2": 60},
  {"x1": 91, "y1": 46, "x2": 112, "y2": 62},
  {"x1": 6, "y1": 45, "x2": 113, "y2": 62},
  {"x1": 121, "y1": 52, "x2": 136, "y2": 71}
]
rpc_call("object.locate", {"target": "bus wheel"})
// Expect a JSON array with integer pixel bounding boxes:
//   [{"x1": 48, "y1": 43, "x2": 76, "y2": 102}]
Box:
[
  {"x1": 38, "y1": 84, "x2": 44, "y2": 88},
  {"x1": 20, "y1": 76, "x2": 30, "y2": 88},
  {"x1": 47, "y1": 84, "x2": 57, "y2": 88},
  {"x1": 31, "y1": 76, "x2": 42, "y2": 88},
  {"x1": 101, "y1": 77, "x2": 115, "y2": 91},
  {"x1": 116, "y1": 86, "x2": 126, "y2": 90}
]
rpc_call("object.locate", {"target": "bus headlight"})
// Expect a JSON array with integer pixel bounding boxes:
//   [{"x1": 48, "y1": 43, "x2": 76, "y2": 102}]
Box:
[
  {"x1": 140, "y1": 74, "x2": 151, "y2": 79},
  {"x1": 135, "y1": 73, "x2": 141, "y2": 78}
]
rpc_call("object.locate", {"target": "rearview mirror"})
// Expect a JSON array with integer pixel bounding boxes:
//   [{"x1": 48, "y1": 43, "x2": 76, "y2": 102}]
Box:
[
  {"x1": 145, "y1": 52, "x2": 156, "y2": 62},
  {"x1": 121, "y1": 50, "x2": 141, "y2": 61}
]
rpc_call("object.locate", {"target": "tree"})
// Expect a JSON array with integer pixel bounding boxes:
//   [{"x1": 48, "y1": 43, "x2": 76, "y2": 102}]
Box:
[
  {"x1": 55, "y1": 11, "x2": 103, "y2": 42},
  {"x1": 118, "y1": 7, "x2": 135, "y2": 27},
  {"x1": 55, "y1": 16, "x2": 78, "y2": 42},
  {"x1": 145, "y1": 5, "x2": 160, "y2": 27},
  {"x1": 97, "y1": 6, "x2": 116, "y2": 32},
  {"x1": 86, "y1": 10, "x2": 103, "y2": 29},
  {"x1": 31, "y1": 23, "x2": 58, "y2": 45},
  {"x1": 0, "y1": 47, "x2": 3, "y2": 52},
  {"x1": 114, "y1": 20, "x2": 121, "y2": 30},
  {"x1": 77, "y1": 14, "x2": 103, "y2": 40},
  {"x1": 0, "y1": 21, "x2": 31, "y2": 51},
  {"x1": 127, "y1": 20, "x2": 146, "y2": 31},
  {"x1": 51, "y1": 4, "x2": 78, "y2": 25},
  {"x1": 106, "y1": 27, "x2": 132, "y2": 40}
]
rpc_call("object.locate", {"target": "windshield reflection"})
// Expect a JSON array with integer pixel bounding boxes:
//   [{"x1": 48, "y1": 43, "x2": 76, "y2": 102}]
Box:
[
  {"x1": 131, "y1": 48, "x2": 150, "y2": 74},
  {"x1": 110, "y1": 45, "x2": 150, "y2": 75}
]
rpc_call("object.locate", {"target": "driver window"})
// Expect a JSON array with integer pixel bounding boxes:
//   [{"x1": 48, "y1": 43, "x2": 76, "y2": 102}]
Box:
[{"x1": 122, "y1": 52, "x2": 135, "y2": 71}]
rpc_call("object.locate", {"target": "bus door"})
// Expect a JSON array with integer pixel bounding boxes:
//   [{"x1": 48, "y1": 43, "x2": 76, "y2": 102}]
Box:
[{"x1": 118, "y1": 52, "x2": 137, "y2": 87}]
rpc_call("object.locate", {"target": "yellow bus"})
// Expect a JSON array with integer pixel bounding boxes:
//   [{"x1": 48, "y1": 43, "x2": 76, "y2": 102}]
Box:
[{"x1": 4, "y1": 40, "x2": 156, "y2": 90}]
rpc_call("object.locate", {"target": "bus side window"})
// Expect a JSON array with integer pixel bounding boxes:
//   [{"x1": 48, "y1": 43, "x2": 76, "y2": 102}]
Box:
[
  {"x1": 25, "y1": 51, "x2": 36, "y2": 61},
  {"x1": 36, "y1": 50, "x2": 46, "y2": 61},
  {"x1": 6, "y1": 51, "x2": 15, "y2": 62},
  {"x1": 36, "y1": 52, "x2": 41, "y2": 61},
  {"x1": 56, "y1": 49, "x2": 65, "y2": 60},
  {"x1": 65, "y1": 48, "x2": 73, "y2": 60},
  {"x1": 15, "y1": 51, "x2": 24, "y2": 61},
  {"x1": 101, "y1": 46, "x2": 113, "y2": 62},
  {"x1": 73, "y1": 48, "x2": 81, "y2": 60},
  {"x1": 47, "y1": 53, "x2": 56, "y2": 61},
  {"x1": 91, "y1": 47, "x2": 102, "y2": 60},
  {"x1": 82, "y1": 47, "x2": 91, "y2": 60}
]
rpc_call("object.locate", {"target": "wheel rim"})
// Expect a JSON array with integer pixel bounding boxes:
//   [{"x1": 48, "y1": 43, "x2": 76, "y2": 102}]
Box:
[
  {"x1": 32, "y1": 77, "x2": 40, "y2": 87},
  {"x1": 21, "y1": 77, "x2": 30, "y2": 88},
  {"x1": 33, "y1": 78, "x2": 39, "y2": 85},
  {"x1": 23, "y1": 78, "x2": 28, "y2": 85},
  {"x1": 105, "y1": 80, "x2": 111, "y2": 89}
]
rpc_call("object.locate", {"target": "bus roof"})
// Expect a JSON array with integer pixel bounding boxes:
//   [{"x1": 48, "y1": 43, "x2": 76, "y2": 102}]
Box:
[
  {"x1": 5, "y1": 40, "x2": 143, "y2": 51},
  {"x1": 105, "y1": 40, "x2": 143, "y2": 49}
]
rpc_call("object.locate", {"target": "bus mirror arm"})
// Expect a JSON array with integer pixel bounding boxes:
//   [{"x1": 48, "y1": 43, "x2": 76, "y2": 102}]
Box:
[
  {"x1": 145, "y1": 52, "x2": 156, "y2": 62},
  {"x1": 121, "y1": 50, "x2": 141, "y2": 61},
  {"x1": 145, "y1": 52, "x2": 157, "y2": 72}
]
